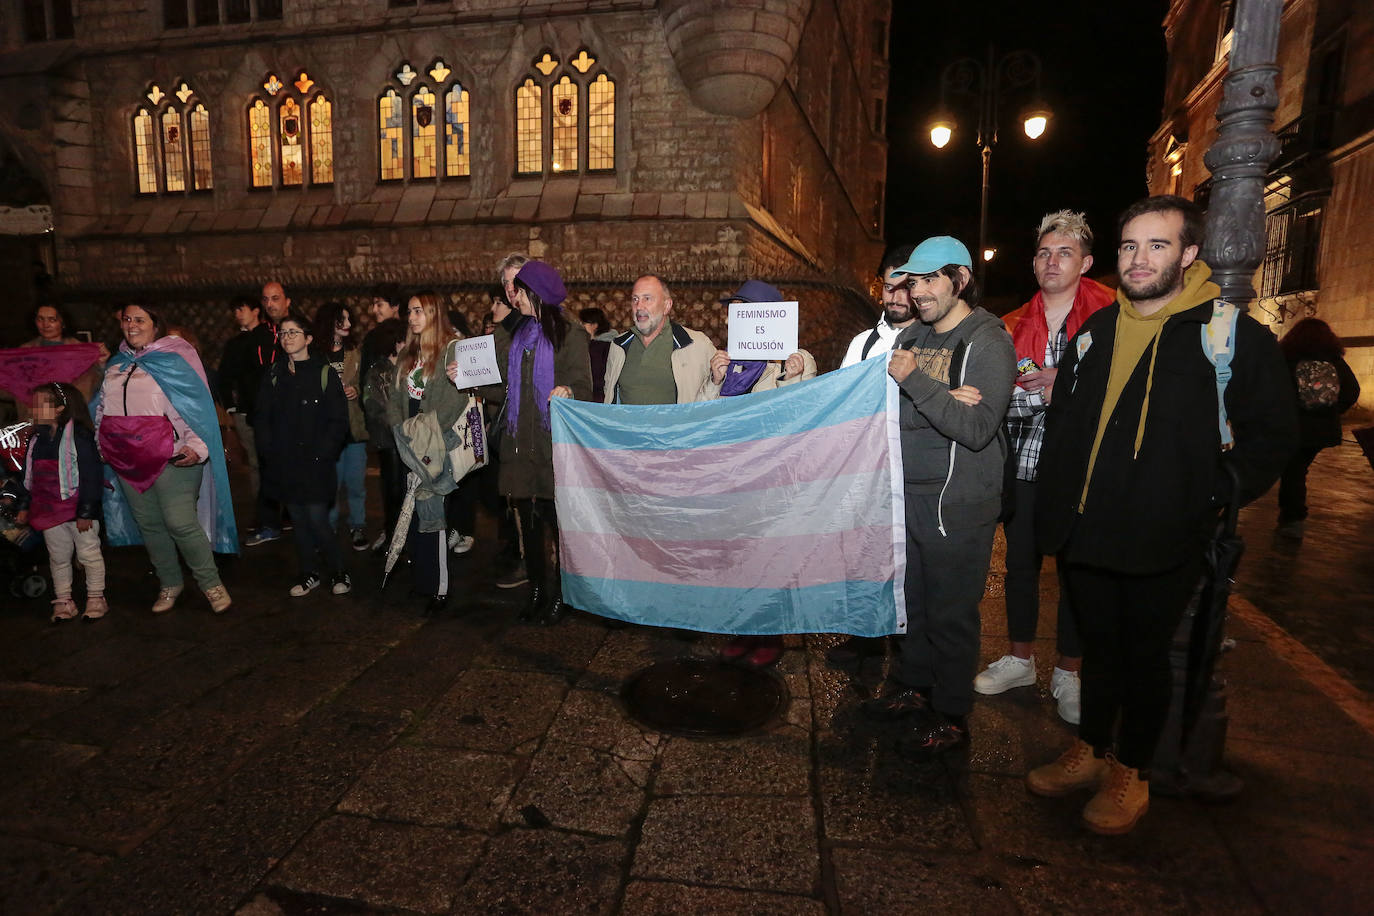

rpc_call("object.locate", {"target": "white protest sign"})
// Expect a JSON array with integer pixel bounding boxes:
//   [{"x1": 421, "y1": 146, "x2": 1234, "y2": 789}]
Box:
[
  {"x1": 449, "y1": 335, "x2": 502, "y2": 387},
  {"x1": 727, "y1": 300, "x2": 798, "y2": 361}
]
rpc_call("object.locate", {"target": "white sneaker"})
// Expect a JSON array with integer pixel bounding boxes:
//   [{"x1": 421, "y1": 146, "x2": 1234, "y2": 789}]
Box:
[
  {"x1": 446, "y1": 530, "x2": 461, "y2": 551},
  {"x1": 973, "y1": 654, "x2": 1036, "y2": 695},
  {"x1": 450, "y1": 534, "x2": 475, "y2": 554},
  {"x1": 1051, "y1": 667, "x2": 1082, "y2": 725}
]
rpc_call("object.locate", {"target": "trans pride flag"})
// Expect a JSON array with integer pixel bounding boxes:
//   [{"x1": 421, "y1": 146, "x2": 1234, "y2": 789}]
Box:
[{"x1": 551, "y1": 356, "x2": 907, "y2": 636}]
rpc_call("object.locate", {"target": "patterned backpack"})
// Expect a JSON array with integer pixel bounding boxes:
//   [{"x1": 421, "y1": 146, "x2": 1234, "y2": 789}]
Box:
[{"x1": 1293, "y1": 359, "x2": 1340, "y2": 410}]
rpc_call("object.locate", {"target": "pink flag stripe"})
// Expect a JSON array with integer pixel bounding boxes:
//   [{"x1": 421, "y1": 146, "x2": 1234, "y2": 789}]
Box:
[
  {"x1": 554, "y1": 412, "x2": 889, "y2": 499},
  {"x1": 561, "y1": 525, "x2": 897, "y2": 590}
]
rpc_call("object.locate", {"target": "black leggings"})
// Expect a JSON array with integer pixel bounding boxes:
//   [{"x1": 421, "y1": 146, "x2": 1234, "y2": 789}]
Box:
[{"x1": 515, "y1": 497, "x2": 559, "y2": 590}]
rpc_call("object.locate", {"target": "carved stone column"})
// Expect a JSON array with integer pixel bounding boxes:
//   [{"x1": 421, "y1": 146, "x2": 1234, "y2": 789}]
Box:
[{"x1": 1201, "y1": 0, "x2": 1284, "y2": 306}]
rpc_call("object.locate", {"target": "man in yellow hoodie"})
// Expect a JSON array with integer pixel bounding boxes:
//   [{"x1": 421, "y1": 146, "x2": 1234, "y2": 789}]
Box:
[{"x1": 1026, "y1": 196, "x2": 1296, "y2": 835}]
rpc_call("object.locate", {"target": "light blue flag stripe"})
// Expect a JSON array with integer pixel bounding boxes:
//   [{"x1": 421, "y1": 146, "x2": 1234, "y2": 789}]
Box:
[
  {"x1": 550, "y1": 357, "x2": 889, "y2": 451},
  {"x1": 562, "y1": 574, "x2": 905, "y2": 638}
]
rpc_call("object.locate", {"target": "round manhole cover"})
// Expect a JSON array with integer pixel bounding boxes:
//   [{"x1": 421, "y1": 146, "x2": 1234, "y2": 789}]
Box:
[{"x1": 621, "y1": 657, "x2": 789, "y2": 737}]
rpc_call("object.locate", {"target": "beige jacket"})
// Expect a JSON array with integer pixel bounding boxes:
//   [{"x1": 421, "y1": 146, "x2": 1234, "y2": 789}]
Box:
[{"x1": 603, "y1": 322, "x2": 716, "y2": 404}]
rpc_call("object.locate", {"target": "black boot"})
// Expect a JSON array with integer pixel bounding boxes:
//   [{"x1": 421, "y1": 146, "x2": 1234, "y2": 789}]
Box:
[
  {"x1": 518, "y1": 584, "x2": 543, "y2": 622},
  {"x1": 533, "y1": 578, "x2": 565, "y2": 627},
  {"x1": 423, "y1": 594, "x2": 448, "y2": 618}
]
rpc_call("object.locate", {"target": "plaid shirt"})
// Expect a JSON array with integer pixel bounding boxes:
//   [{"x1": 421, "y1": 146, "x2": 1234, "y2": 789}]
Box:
[{"x1": 1005, "y1": 321, "x2": 1068, "y2": 482}]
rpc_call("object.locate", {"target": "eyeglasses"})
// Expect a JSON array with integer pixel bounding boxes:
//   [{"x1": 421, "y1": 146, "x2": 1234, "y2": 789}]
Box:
[{"x1": 279, "y1": 328, "x2": 306, "y2": 339}]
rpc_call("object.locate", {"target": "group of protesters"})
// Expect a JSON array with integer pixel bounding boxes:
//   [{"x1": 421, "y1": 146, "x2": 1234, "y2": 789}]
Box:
[{"x1": 5, "y1": 191, "x2": 1362, "y2": 839}]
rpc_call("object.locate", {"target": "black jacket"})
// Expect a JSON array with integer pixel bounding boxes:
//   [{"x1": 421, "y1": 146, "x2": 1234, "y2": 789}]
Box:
[
  {"x1": 1286, "y1": 352, "x2": 1360, "y2": 450},
  {"x1": 218, "y1": 322, "x2": 279, "y2": 418},
  {"x1": 1036, "y1": 299, "x2": 1297, "y2": 574},
  {"x1": 252, "y1": 355, "x2": 348, "y2": 504}
]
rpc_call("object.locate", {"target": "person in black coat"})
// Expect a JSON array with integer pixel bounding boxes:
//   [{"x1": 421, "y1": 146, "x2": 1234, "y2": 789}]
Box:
[
  {"x1": 1277, "y1": 317, "x2": 1362, "y2": 536},
  {"x1": 253, "y1": 311, "x2": 351, "y2": 597}
]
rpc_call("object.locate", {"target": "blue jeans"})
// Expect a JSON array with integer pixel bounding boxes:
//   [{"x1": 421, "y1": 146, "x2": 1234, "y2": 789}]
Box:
[{"x1": 329, "y1": 441, "x2": 368, "y2": 531}]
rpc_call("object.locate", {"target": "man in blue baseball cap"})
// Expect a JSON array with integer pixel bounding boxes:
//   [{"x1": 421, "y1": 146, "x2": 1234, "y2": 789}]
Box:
[{"x1": 859, "y1": 234, "x2": 1017, "y2": 762}]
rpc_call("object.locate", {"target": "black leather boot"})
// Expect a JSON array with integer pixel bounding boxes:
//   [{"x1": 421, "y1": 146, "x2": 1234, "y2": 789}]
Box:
[
  {"x1": 423, "y1": 594, "x2": 448, "y2": 618},
  {"x1": 518, "y1": 584, "x2": 543, "y2": 622}
]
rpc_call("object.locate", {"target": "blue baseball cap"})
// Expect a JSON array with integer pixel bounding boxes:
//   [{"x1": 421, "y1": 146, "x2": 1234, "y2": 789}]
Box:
[
  {"x1": 891, "y1": 236, "x2": 973, "y2": 276},
  {"x1": 720, "y1": 279, "x2": 783, "y2": 304}
]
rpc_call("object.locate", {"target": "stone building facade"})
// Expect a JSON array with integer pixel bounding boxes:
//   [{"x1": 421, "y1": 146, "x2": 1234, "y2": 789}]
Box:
[
  {"x1": 1148, "y1": 0, "x2": 1373, "y2": 408},
  {"x1": 0, "y1": 0, "x2": 891, "y2": 371}
]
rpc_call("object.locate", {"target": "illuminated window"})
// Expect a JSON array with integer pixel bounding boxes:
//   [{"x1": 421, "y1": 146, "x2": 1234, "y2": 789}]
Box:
[
  {"x1": 445, "y1": 83, "x2": 470, "y2": 178},
  {"x1": 587, "y1": 74, "x2": 616, "y2": 171},
  {"x1": 412, "y1": 85, "x2": 438, "y2": 179},
  {"x1": 246, "y1": 72, "x2": 334, "y2": 189},
  {"x1": 133, "y1": 83, "x2": 213, "y2": 196},
  {"x1": 133, "y1": 109, "x2": 158, "y2": 194},
  {"x1": 514, "y1": 50, "x2": 617, "y2": 176},
  {"x1": 378, "y1": 61, "x2": 474, "y2": 183},
  {"x1": 551, "y1": 77, "x2": 578, "y2": 173}
]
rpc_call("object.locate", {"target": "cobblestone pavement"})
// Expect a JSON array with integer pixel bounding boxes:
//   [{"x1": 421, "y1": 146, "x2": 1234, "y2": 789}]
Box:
[{"x1": 1, "y1": 457, "x2": 1371, "y2": 914}]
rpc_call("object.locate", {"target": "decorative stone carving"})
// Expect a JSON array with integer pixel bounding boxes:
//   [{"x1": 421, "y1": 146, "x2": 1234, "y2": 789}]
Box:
[
  {"x1": 1201, "y1": 0, "x2": 1283, "y2": 306},
  {"x1": 660, "y1": 0, "x2": 811, "y2": 119}
]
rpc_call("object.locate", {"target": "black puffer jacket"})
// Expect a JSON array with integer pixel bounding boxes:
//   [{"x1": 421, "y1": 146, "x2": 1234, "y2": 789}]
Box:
[{"x1": 1036, "y1": 299, "x2": 1297, "y2": 574}]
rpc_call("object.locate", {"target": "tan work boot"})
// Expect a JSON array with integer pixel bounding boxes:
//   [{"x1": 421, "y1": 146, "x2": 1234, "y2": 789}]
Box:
[
  {"x1": 204, "y1": 585, "x2": 232, "y2": 614},
  {"x1": 1027, "y1": 738, "x2": 1109, "y2": 797},
  {"x1": 1082, "y1": 753, "x2": 1149, "y2": 835},
  {"x1": 151, "y1": 585, "x2": 183, "y2": 614}
]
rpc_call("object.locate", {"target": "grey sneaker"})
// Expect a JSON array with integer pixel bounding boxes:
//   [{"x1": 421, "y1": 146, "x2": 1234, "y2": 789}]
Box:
[{"x1": 1051, "y1": 667, "x2": 1082, "y2": 725}]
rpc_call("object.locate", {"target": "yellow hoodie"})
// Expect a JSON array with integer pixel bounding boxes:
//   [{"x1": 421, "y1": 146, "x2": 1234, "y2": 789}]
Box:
[{"x1": 1079, "y1": 261, "x2": 1221, "y2": 511}]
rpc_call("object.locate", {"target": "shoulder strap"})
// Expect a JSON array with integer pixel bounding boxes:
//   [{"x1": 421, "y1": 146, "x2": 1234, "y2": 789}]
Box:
[
  {"x1": 1200, "y1": 300, "x2": 1240, "y2": 449},
  {"x1": 860, "y1": 327, "x2": 883, "y2": 360},
  {"x1": 321, "y1": 365, "x2": 331, "y2": 393}
]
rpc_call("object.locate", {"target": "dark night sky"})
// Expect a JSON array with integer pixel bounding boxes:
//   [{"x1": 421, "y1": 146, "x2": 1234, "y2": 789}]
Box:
[{"x1": 883, "y1": 0, "x2": 1170, "y2": 309}]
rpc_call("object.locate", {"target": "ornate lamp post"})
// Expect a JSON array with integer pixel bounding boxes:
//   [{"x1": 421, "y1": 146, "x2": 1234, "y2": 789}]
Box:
[{"x1": 927, "y1": 46, "x2": 1052, "y2": 287}]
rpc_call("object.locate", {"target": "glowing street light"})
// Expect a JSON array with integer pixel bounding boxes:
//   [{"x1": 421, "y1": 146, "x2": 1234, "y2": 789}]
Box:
[{"x1": 983, "y1": 247, "x2": 997, "y2": 262}]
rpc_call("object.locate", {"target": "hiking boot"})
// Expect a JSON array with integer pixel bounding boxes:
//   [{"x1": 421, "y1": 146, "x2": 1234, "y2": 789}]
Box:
[
  {"x1": 897, "y1": 711, "x2": 969, "y2": 761},
  {"x1": 289, "y1": 575, "x2": 322, "y2": 598},
  {"x1": 496, "y1": 563, "x2": 529, "y2": 589},
  {"x1": 1082, "y1": 754, "x2": 1150, "y2": 835},
  {"x1": 205, "y1": 585, "x2": 232, "y2": 613},
  {"x1": 1051, "y1": 667, "x2": 1082, "y2": 725},
  {"x1": 50, "y1": 596, "x2": 79, "y2": 622},
  {"x1": 860, "y1": 684, "x2": 930, "y2": 721},
  {"x1": 1027, "y1": 739, "x2": 1108, "y2": 797},
  {"x1": 151, "y1": 585, "x2": 184, "y2": 614},
  {"x1": 243, "y1": 527, "x2": 281, "y2": 547},
  {"x1": 350, "y1": 529, "x2": 369, "y2": 551},
  {"x1": 973, "y1": 654, "x2": 1036, "y2": 695},
  {"x1": 331, "y1": 573, "x2": 352, "y2": 595},
  {"x1": 82, "y1": 595, "x2": 109, "y2": 620}
]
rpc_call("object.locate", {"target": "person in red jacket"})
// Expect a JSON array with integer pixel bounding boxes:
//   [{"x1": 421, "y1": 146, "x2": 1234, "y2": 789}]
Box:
[{"x1": 975, "y1": 211, "x2": 1115, "y2": 726}]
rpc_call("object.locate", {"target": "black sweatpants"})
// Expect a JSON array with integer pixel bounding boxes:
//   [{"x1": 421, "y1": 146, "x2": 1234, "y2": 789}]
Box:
[
  {"x1": 1003, "y1": 478, "x2": 1082, "y2": 657},
  {"x1": 893, "y1": 493, "x2": 998, "y2": 718},
  {"x1": 1065, "y1": 558, "x2": 1202, "y2": 772}
]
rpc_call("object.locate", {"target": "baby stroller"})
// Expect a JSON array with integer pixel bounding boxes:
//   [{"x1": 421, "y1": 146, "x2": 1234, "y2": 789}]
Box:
[{"x1": 0, "y1": 422, "x2": 49, "y2": 600}]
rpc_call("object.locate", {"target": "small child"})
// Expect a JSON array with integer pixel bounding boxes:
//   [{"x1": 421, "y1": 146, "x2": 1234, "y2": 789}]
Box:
[{"x1": 14, "y1": 382, "x2": 107, "y2": 622}]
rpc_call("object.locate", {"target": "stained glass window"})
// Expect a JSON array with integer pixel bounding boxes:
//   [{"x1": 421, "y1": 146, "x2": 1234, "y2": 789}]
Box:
[
  {"x1": 379, "y1": 89, "x2": 404, "y2": 181},
  {"x1": 551, "y1": 77, "x2": 578, "y2": 173},
  {"x1": 444, "y1": 83, "x2": 470, "y2": 178},
  {"x1": 516, "y1": 78, "x2": 542, "y2": 176},
  {"x1": 588, "y1": 74, "x2": 616, "y2": 171},
  {"x1": 309, "y1": 95, "x2": 334, "y2": 185},
  {"x1": 189, "y1": 103, "x2": 213, "y2": 190},
  {"x1": 161, "y1": 108, "x2": 187, "y2": 192},
  {"x1": 134, "y1": 109, "x2": 158, "y2": 194},
  {"x1": 412, "y1": 85, "x2": 437, "y2": 179},
  {"x1": 249, "y1": 99, "x2": 274, "y2": 188},
  {"x1": 278, "y1": 97, "x2": 303, "y2": 185}
]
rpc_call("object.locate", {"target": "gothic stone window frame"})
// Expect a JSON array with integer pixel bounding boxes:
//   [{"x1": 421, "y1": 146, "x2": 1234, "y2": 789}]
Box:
[
  {"x1": 132, "y1": 82, "x2": 214, "y2": 196},
  {"x1": 514, "y1": 48, "x2": 617, "y2": 178},
  {"x1": 247, "y1": 71, "x2": 334, "y2": 190},
  {"x1": 163, "y1": 0, "x2": 282, "y2": 30},
  {"x1": 377, "y1": 60, "x2": 473, "y2": 185},
  {"x1": 21, "y1": 0, "x2": 74, "y2": 41}
]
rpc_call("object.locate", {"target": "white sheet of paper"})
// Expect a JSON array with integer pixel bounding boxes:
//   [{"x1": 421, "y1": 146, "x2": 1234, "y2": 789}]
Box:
[
  {"x1": 727, "y1": 300, "x2": 798, "y2": 361},
  {"x1": 449, "y1": 335, "x2": 502, "y2": 387}
]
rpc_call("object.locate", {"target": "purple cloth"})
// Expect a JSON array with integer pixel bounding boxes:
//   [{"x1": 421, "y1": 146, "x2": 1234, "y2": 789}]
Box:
[
  {"x1": 506, "y1": 315, "x2": 557, "y2": 434},
  {"x1": 98, "y1": 414, "x2": 174, "y2": 493},
  {"x1": 719, "y1": 360, "x2": 768, "y2": 397}
]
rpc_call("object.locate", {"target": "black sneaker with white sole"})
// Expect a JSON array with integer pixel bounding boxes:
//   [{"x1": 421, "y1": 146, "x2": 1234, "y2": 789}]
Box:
[
  {"x1": 289, "y1": 575, "x2": 322, "y2": 597},
  {"x1": 331, "y1": 573, "x2": 352, "y2": 595}
]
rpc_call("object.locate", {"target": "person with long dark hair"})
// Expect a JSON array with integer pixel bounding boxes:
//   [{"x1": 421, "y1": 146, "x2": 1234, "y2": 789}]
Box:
[
  {"x1": 470, "y1": 261, "x2": 591, "y2": 624},
  {"x1": 1277, "y1": 317, "x2": 1361, "y2": 537},
  {"x1": 313, "y1": 301, "x2": 371, "y2": 549}
]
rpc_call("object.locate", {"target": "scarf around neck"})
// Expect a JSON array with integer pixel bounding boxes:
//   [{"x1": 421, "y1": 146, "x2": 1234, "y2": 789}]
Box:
[
  {"x1": 506, "y1": 312, "x2": 558, "y2": 434},
  {"x1": 1007, "y1": 278, "x2": 1115, "y2": 367}
]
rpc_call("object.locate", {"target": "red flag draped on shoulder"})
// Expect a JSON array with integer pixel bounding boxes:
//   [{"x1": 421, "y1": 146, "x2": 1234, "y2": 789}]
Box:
[{"x1": 1003, "y1": 278, "x2": 1115, "y2": 364}]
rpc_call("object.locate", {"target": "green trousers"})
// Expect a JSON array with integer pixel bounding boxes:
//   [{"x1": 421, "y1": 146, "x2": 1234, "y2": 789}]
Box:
[{"x1": 119, "y1": 464, "x2": 222, "y2": 591}]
